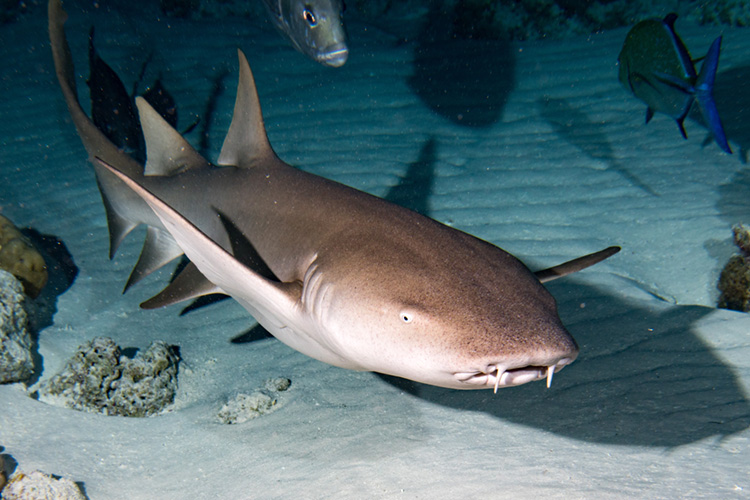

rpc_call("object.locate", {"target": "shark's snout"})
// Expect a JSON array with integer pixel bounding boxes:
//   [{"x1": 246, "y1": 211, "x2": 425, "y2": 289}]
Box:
[{"x1": 454, "y1": 351, "x2": 578, "y2": 392}]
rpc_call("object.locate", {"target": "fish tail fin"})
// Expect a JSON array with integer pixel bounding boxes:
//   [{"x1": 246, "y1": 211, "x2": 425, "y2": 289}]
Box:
[
  {"x1": 695, "y1": 36, "x2": 732, "y2": 154},
  {"x1": 676, "y1": 117, "x2": 688, "y2": 139},
  {"x1": 663, "y1": 13, "x2": 678, "y2": 29}
]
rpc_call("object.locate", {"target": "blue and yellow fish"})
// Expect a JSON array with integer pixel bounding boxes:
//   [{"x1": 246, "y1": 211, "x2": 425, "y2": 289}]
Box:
[{"x1": 618, "y1": 13, "x2": 731, "y2": 154}]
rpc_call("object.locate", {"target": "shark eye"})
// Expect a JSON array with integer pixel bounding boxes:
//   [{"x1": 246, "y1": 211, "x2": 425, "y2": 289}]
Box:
[{"x1": 303, "y1": 7, "x2": 317, "y2": 27}]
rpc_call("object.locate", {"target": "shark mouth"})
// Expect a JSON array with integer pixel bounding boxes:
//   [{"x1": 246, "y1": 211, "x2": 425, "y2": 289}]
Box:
[{"x1": 454, "y1": 358, "x2": 575, "y2": 392}]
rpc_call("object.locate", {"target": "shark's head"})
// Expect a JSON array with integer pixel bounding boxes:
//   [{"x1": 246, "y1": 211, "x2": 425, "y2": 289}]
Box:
[
  {"x1": 286, "y1": 0, "x2": 348, "y2": 67},
  {"x1": 310, "y1": 229, "x2": 579, "y2": 391}
]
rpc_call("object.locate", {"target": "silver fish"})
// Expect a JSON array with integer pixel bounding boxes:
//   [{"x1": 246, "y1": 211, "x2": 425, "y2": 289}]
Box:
[{"x1": 261, "y1": 0, "x2": 348, "y2": 67}]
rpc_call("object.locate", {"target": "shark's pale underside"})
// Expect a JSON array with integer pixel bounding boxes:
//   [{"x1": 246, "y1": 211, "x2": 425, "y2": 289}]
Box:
[{"x1": 49, "y1": 0, "x2": 619, "y2": 391}]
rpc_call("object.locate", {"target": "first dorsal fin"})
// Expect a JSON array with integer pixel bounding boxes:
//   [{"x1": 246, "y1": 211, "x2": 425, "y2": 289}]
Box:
[
  {"x1": 135, "y1": 96, "x2": 209, "y2": 176},
  {"x1": 217, "y1": 49, "x2": 276, "y2": 167}
]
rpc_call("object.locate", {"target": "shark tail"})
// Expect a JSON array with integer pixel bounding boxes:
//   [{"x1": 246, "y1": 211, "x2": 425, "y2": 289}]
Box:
[
  {"x1": 694, "y1": 36, "x2": 732, "y2": 154},
  {"x1": 49, "y1": 0, "x2": 193, "y2": 292},
  {"x1": 49, "y1": 0, "x2": 146, "y2": 255}
]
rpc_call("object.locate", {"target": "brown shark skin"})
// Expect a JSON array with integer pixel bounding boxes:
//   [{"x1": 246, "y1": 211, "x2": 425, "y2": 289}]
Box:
[{"x1": 50, "y1": 0, "x2": 618, "y2": 390}]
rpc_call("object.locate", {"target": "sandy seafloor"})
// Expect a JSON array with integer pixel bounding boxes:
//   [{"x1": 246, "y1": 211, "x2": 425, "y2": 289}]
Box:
[{"x1": 1, "y1": 1, "x2": 750, "y2": 498}]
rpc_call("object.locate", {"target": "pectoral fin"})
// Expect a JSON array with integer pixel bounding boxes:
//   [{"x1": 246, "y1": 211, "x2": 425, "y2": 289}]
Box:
[{"x1": 535, "y1": 246, "x2": 621, "y2": 283}]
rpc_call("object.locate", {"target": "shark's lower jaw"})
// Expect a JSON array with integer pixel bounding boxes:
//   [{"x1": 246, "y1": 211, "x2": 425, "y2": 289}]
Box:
[{"x1": 454, "y1": 357, "x2": 576, "y2": 392}]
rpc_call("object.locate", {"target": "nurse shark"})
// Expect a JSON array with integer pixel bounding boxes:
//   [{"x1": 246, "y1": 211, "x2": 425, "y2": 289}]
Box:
[{"x1": 49, "y1": 0, "x2": 618, "y2": 391}]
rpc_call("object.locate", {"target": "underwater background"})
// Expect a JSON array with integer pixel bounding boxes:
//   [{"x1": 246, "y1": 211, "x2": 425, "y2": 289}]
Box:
[{"x1": 1, "y1": 0, "x2": 749, "y2": 498}]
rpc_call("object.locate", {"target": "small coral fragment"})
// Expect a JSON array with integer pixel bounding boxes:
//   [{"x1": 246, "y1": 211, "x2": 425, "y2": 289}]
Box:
[
  {"x1": 0, "y1": 215, "x2": 48, "y2": 299},
  {"x1": 218, "y1": 376, "x2": 291, "y2": 424},
  {"x1": 218, "y1": 392, "x2": 276, "y2": 424},
  {"x1": 264, "y1": 377, "x2": 291, "y2": 392}
]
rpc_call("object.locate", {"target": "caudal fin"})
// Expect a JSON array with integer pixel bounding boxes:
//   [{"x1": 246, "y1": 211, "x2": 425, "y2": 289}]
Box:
[
  {"x1": 49, "y1": 0, "x2": 187, "y2": 287},
  {"x1": 49, "y1": 0, "x2": 147, "y2": 258},
  {"x1": 695, "y1": 36, "x2": 732, "y2": 154}
]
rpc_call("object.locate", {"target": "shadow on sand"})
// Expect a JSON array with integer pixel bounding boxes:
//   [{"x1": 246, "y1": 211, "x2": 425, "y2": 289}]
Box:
[
  {"x1": 408, "y1": 6, "x2": 515, "y2": 128},
  {"x1": 384, "y1": 136, "x2": 437, "y2": 215},
  {"x1": 377, "y1": 276, "x2": 750, "y2": 448},
  {"x1": 539, "y1": 96, "x2": 657, "y2": 196}
]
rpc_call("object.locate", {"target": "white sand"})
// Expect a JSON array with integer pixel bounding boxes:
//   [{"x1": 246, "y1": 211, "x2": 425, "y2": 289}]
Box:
[{"x1": 1, "y1": 2, "x2": 749, "y2": 498}]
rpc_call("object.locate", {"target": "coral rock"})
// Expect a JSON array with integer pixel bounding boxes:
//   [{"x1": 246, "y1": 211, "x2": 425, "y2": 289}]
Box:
[
  {"x1": 0, "y1": 454, "x2": 6, "y2": 492},
  {"x1": 733, "y1": 223, "x2": 750, "y2": 258},
  {"x1": 0, "y1": 269, "x2": 33, "y2": 384},
  {"x1": 1, "y1": 470, "x2": 86, "y2": 500},
  {"x1": 718, "y1": 224, "x2": 750, "y2": 312},
  {"x1": 718, "y1": 255, "x2": 750, "y2": 311},
  {"x1": 111, "y1": 341, "x2": 181, "y2": 417},
  {"x1": 0, "y1": 215, "x2": 47, "y2": 298},
  {"x1": 38, "y1": 337, "x2": 180, "y2": 417}
]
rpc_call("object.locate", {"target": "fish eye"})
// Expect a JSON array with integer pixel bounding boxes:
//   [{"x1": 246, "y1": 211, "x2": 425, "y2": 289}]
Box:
[
  {"x1": 400, "y1": 311, "x2": 414, "y2": 324},
  {"x1": 303, "y1": 7, "x2": 317, "y2": 27}
]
